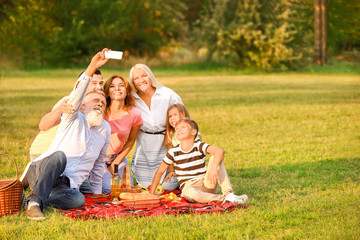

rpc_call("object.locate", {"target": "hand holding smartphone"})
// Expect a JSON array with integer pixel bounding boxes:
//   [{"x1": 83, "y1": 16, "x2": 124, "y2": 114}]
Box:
[{"x1": 104, "y1": 50, "x2": 123, "y2": 60}]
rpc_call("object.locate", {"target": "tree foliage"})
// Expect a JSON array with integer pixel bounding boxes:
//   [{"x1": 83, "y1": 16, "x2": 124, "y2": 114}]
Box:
[
  {"x1": 194, "y1": 0, "x2": 314, "y2": 70},
  {"x1": 327, "y1": 0, "x2": 360, "y2": 53},
  {"x1": 0, "y1": 0, "x2": 359, "y2": 69},
  {"x1": 0, "y1": 0, "x2": 185, "y2": 67}
]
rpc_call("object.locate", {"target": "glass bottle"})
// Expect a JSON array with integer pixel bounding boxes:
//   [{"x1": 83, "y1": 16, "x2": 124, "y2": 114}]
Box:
[{"x1": 111, "y1": 164, "x2": 121, "y2": 201}]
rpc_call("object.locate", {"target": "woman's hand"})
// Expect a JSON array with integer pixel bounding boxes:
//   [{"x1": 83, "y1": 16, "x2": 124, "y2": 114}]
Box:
[{"x1": 107, "y1": 164, "x2": 114, "y2": 176}]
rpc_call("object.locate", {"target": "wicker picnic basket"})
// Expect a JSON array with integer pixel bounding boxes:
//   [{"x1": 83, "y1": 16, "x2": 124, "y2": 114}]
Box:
[
  {"x1": 121, "y1": 198, "x2": 161, "y2": 209},
  {"x1": 0, "y1": 153, "x2": 23, "y2": 217}
]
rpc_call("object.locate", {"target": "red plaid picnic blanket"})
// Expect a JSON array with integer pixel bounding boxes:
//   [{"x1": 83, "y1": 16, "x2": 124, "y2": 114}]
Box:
[{"x1": 60, "y1": 191, "x2": 247, "y2": 219}]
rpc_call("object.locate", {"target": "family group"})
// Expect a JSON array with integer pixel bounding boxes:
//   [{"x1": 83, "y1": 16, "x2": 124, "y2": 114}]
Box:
[{"x1": 20, "y1": 48, "x2": 248, "y2": 220}]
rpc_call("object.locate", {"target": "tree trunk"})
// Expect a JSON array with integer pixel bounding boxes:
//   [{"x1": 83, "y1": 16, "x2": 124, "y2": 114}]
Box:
[{"x1": 313, "y1": 0, "x2": 327, "y2": 65}]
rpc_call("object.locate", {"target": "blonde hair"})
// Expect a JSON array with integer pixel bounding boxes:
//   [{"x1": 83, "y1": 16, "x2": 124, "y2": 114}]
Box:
[
  {"x1": 129, "y1": 64, "x2": 163, "y2": 94},
  {"x1": 164, "y1": 104, "x2": 190, "y2": 150}
]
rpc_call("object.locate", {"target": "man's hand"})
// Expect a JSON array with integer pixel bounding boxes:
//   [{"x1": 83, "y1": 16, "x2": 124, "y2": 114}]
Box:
[
  {"x1": 56, "y1": 97, "x2": 73, "y2": 114},
  {"x1": 84, "y1": 48, "x2": 110, "y2": 76}
]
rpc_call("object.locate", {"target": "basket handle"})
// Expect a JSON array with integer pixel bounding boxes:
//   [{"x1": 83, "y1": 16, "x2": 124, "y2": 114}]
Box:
[{"x1": 0, "y1": 153, "x2": 19, "y2": 180}]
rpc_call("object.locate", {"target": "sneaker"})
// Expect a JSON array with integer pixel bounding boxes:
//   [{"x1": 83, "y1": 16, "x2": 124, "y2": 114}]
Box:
[
  {"x1": 223, "y1": 192, "x2": 248, "y2": 205},
  {"x1": 26, "y1": 205, "x2": 46, "y2": 220}
]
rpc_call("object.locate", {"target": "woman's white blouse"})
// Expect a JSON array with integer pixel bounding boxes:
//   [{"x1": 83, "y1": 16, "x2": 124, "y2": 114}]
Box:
[
  {"x1": 134, "y1": 87, "x2": 183, "y2": 134},
  {"x1": 132, "y1": 86, "x2": 182, "y2": 189}
]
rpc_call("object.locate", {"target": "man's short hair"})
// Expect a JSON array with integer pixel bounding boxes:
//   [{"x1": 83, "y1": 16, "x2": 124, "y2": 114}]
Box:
[
  {"x1": 78, "y1": 69, "x2": 102, "y2": 78},
  {"x1": 177, "y1": 118, "x2": 199, "y2": 139}
]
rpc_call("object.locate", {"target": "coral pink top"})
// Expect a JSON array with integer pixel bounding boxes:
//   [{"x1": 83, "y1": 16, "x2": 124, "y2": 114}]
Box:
[{"x1": 104, "y1": 107, "x2": 143, "y2": 155}]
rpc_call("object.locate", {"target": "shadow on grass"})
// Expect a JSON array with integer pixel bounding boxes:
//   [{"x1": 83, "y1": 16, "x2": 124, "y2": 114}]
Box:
[{"x1": 227, "y1": 158, "x2": 360, "y2": 199}]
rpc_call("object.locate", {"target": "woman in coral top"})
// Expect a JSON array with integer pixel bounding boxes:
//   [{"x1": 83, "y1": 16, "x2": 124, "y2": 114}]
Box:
[{"x1": 102, "y1": 75, "x2": 143, "y2": 194}]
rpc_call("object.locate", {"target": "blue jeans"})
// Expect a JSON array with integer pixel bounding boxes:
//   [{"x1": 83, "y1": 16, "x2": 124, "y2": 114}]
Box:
[
  {"x1": 79, "y1": 178, "x2": 93, "y2": 194},
  {"x1": 27, "y1": 151, "x2": 85, "y2": 210}
]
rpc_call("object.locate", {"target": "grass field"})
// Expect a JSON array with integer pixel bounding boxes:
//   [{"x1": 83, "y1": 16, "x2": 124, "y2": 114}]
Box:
[{"x1": 0, "y1": 69, "x2": 359, "y2": 239}]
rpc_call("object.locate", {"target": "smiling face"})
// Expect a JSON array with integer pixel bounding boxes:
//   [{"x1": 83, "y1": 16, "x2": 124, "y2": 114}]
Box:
[
  {"x1": 87, "y1": 74, "x2": 104, "y2": 93},
  {"x1": 109, "y1": 77, "x2": 127, "y2": 101},
  {"x1": 168, "y1": 108, "x2": 183, "y2": 128},
  {"x1": 82, "y1": 92, "x2": 106, "y2": 126},
  {"x1": 132, "y1": 68, "x2": 153, "y2": 93},
  {"x1": 175, "y1": 121, "x2": 196, "y2": 141}
]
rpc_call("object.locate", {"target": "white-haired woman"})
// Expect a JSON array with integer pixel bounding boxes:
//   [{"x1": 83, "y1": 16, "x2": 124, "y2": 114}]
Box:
[{"x1": 129, "y1": 64, "x2": 181, "y2": 190}]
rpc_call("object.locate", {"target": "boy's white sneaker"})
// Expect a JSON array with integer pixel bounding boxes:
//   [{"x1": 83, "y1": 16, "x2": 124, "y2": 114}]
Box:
[{"x1": 223, "y1": 193, "x2": 248, "y2": 205}]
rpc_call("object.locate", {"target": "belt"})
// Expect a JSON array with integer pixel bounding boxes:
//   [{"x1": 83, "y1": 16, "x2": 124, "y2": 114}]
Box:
[{"x1": 140, "y1": 129, "x2": 166, "y2": 135}]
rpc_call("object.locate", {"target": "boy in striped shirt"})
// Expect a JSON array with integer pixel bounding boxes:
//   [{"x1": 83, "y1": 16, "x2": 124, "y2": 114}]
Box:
[{"x1": 149, "y1": 118, "x2": 248, "y2": 204}]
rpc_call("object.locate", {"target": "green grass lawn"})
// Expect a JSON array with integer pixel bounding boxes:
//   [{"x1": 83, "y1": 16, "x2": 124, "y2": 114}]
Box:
[{"x1": 0, "y1": 69, "x2": 359, "y2": 239}]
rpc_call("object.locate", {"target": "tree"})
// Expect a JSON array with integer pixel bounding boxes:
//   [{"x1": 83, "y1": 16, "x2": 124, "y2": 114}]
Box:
[
  {"x1": 313, "y1": 0, "x2": 327, "y2": 65},
  {"x1": 194, "y1": 0, "x2": 313, "y2": 70},
  {"x1": 327, "y1": 0, "x2": 360, "y2": 54},
  {"x1": 0, "y1": 0, "x2": 185, "y2": 67}
]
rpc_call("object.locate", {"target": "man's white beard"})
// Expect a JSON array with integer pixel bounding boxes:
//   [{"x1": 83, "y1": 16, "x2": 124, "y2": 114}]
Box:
[{"x1": 85, "y1": 109, "x2": 103, "y2": 127}]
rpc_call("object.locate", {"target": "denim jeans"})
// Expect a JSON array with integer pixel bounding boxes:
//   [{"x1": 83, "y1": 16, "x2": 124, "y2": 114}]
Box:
[
  {"x1": 27, "y1": 151, "x2": 85, "y2": 210},
  {"x1": 79, "y1": 178, "x2": 93, "y2": 194}
]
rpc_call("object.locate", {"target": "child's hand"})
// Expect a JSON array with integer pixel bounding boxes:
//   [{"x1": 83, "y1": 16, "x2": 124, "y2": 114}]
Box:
[
  {"x1": 207, "y1": 167, "x2": 219, "y2": 185},
  {"x1": 163, "y1": 171, "x2": 176, "y2": 183}
]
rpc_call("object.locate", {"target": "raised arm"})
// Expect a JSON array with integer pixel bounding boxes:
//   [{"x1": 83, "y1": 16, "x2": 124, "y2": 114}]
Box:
[
  {"x1": 39, "y1": 49, "x2": 110, "y2": 130},
  {"x1": 62, "y1": 49, "x2": 110, "y2": 122},
  {"x1": 84, "y1": 49, "x2": 109, "y2": 77}
]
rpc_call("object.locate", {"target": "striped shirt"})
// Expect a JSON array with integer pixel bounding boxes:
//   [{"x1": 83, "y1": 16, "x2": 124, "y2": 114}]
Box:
[{"x1": 163, "y1": 141, "x2": 210, "y2": 189}]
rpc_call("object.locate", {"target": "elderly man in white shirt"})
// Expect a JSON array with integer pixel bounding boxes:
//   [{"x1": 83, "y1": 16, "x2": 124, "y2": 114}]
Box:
[{"x1": 21, "y1": 49, "x2": 111, "y2": 220}]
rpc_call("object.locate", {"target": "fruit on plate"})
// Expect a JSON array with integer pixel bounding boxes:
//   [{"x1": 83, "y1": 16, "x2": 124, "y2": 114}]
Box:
[
  {"x1": 160, "y1": 192, "x2": 180, "y2": 202},
  {"x1": 156, "y1": 184, "x2": 165, "y2": 195},
  {"x1": 147, "y1": 183, "x2": 165, "y2": 195}
]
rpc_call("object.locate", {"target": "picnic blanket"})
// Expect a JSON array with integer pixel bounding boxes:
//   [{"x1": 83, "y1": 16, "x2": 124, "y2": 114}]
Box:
[{"x1": 60, "y1": 191, "x2": 247, "y2": 219}]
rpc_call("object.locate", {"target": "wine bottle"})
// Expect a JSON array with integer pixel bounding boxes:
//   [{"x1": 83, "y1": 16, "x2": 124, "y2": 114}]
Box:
[{"x1": 111, "y1": 164, "x2": 121, "y2": 201}]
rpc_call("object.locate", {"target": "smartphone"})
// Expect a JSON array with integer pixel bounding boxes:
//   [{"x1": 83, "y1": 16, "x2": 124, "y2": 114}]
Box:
[{"x1": 104, "y1": 50, "x2": 123, "y2": 60}]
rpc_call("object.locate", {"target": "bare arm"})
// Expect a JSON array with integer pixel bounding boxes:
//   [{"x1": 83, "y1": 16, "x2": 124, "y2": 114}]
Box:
[
  {"x1": 149, "y1": 162, "x2": 169, "y2": 195},
  {"x1": 108, "y1": 125, "x2": 141, "y2": 174},
  {"x1": 38, "y1": 97, "x2": 71, "y2": 131},
  {"x1": 163, "y1": 164, "x2": 176, "y2": 183},
  {"x1": 206, "y1": 145, "x2": 225, "y2": 185},
  {"x1": 84, "y1": 48, "x2": 109, "y2": 77}
]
